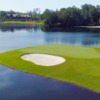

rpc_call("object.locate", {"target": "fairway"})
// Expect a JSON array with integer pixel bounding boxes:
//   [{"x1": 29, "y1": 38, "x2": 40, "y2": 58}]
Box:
[{"x1": 0, "y1": 45, "x2": 100, "y2": 92}]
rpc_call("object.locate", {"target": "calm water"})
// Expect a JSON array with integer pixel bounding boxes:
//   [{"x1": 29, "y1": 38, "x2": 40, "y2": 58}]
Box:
[{"x1": 0, "y1": 25, "x2": 100, "y2": 100}]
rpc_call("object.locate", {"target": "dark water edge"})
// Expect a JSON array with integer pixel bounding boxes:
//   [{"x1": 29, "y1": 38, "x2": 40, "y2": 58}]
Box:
[
  {"x1": 0, "y1": 65, "x2": 100, "y2": 100},
  {"x1": 1, "y1": 24, "x2": 100, "y2": 33},
  {"x1": 42, "y1": 26, "x2": 100, "y2": 33}
]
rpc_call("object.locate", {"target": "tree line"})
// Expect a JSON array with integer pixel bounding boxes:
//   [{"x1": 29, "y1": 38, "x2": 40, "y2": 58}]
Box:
[
  {"x1": 42, "y1": 4, "x2": 100, "y2": 27},
  {"x1": 0, "y1": 4, "x2": 100, "y2": 27}
]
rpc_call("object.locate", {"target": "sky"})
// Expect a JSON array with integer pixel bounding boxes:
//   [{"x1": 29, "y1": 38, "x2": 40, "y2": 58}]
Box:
[{"x1": 0, "y1": 0, "x2": 100, "y2": 13}]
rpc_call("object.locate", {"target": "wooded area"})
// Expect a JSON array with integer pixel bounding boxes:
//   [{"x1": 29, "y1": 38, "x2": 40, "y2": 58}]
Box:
[
  {"x1": 0, "y1": 4, "x2": 100, "y2": 27},
  {"x1": 42, "y1": 4, "x2": 100, "y2": 27}
]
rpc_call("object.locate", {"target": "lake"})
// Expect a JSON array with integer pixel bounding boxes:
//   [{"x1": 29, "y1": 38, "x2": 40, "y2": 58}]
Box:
[{"x1": 0, "y1": 25, "x2": 100, "y2": 100}]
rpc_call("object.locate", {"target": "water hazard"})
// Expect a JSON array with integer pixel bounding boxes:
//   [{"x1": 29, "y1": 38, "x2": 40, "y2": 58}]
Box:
[{"x1": 0, "y1": 25, "x2": 100, "y2": 100}]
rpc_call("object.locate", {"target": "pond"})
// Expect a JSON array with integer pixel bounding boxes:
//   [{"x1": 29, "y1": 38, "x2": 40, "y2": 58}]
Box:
[{"x1": 0, "y1": 25, "x2": 100, "y2": 100}]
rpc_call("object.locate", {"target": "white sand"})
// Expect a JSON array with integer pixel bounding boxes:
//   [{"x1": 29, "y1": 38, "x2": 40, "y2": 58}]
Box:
[{"x1": 21, "y1": 54, "x2": 66, "y2": 66}]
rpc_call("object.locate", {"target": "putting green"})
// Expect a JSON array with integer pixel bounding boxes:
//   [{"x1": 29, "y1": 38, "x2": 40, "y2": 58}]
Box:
[{"x1": 0, "y1": 45, "x2": 100, "y2": 92}]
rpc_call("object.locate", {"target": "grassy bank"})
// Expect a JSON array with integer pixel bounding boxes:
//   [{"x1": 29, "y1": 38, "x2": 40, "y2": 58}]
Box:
[
  {"x1": 0, "y1": 45, "x2": 100, "y2": 92},
  {"x1": 3, "y1": 21, "x2": 44, "y2": 25}
]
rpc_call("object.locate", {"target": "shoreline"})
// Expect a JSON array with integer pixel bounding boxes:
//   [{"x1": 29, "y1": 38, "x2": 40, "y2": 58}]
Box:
[{"x1": 76, "y1": 26, "x2": 100, "y2": 29}]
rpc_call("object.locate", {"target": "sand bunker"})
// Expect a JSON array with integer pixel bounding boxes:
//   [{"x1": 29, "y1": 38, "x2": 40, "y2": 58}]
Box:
[{"x1": 21, "y1": 54, "x2": 66, "y2": 66}]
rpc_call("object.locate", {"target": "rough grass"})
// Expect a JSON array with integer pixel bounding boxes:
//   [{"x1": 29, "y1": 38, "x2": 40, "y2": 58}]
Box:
[
  {"x1": 0, "y1": 45, "x2": 100, "y2": 93},
  {"x1": 3, "y1": 21, "x2": 44, "y2": 25}
]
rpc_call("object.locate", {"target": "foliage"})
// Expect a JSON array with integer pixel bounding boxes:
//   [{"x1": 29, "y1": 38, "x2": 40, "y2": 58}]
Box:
[
  {"x1": 0, "y1": 4, "x2": 100, "y2": 27},
  {"x1": 42, "y1": 4, "x2": 100, "y2": 27}
]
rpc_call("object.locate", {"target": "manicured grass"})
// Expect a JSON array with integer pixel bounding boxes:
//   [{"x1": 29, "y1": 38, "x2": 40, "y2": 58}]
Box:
[
  {"x1": 0, "y1": 45, "x2": 100, "y2": 92},
  {"x1": 3, "y1": 21, "x2": 44, "y2": 25}
]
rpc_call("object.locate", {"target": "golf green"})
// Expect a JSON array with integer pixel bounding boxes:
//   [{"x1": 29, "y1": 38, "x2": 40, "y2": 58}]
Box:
[{"x1": 0, "y1": 45, "x2": 100, "y2": 92}]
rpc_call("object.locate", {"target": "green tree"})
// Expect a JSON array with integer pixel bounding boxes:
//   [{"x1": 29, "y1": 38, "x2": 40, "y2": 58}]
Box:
[{"x1": 0, "y1": 11, "x2": 7, "y2": 19}]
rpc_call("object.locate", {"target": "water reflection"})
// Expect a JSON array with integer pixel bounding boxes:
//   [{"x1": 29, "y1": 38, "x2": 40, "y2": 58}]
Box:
[
  {"x1": 0, "y1": 65, "x2": 100, "y2": 100},
  {"x1": 0, "y1": 25, "x2": 100, "y2": 52},
  {"x1": 0, "y1": 24, "x2": 41, "y2": 32},
  {"x1": 42, "y1": 26, "x2": 100, "y2": 33},
  {"x1": 44, "y1": 32, "x2": 100, "y2": 47},
  {"x1": 0, "y1": 25, "x2": 100, "y2": 51}
]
